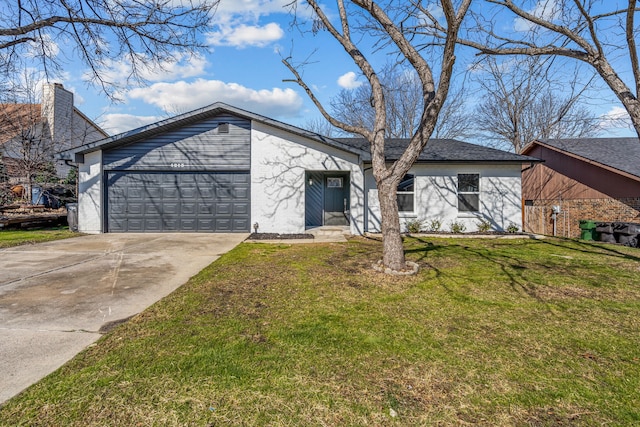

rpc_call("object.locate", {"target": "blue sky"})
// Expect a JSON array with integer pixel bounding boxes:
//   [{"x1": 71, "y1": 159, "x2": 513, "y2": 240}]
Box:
[{"x1": 44, "y1": 0, "x2": 636, "y2": 139}]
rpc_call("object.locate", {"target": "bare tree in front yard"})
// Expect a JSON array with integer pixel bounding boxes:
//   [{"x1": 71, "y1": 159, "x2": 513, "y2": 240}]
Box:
[{"x1": 283, "y1": 0, "x2": 472, "y2": 272}]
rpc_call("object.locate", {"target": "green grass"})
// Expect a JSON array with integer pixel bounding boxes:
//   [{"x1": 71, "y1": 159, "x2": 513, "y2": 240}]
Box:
[
  {"x1": 1, "y1": 237, "x2": 639, "y2": 426},
  {"x1": 0, "y1": 227, "x2": 79, "y2": 248}
]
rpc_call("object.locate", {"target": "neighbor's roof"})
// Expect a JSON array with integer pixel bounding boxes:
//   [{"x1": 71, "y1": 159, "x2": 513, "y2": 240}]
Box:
[
  {"x1": 522, "y1": 138, "x2": 640, "y2": 179},
  {"x1": 337, "y1": 137, "x2": 540, "y2": 163},
  {"x1": 0, "y1": 104, "x2": 43, "y2": 143},
  {"x1": 58, "y1": 102, "x2": 367, "y2": 160}
]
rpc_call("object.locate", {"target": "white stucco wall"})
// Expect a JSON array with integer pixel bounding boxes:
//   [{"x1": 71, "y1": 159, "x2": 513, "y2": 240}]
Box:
[
  {"x1": 77, "y1": 150, "x2": 103, "y2": 233},
  {"x1": 251, "y1": 122, "x2": 365, "y2": 234},
  {"x1": 365, "y1": 163, "x2": 523, "y2": 233}
]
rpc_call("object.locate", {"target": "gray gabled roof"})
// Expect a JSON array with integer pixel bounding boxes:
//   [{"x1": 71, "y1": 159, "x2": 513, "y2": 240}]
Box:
[
  {"x1": 524, "y1": 138, "x2": 640, "y2": 179},
  {"x1": 336, "y1": 137, "x2": 540, "y2": 163},
  {"x1": 57, "y1": 102, "x2": 367, "y2": 160}
]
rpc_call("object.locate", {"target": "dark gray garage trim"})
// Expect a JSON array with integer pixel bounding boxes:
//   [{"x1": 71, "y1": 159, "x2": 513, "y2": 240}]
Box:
[{"x1": 106, "y1": 171, "x2": 250, "y2": 232}]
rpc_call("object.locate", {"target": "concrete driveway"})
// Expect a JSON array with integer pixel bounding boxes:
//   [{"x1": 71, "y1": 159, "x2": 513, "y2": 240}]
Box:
[{"x1": 0, "y1": 232, "x2": 247, "y2": 404}]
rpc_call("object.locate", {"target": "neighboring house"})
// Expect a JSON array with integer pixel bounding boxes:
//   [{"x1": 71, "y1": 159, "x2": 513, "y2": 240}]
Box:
[
  {"x1": 521, "y1": 138, "x2": 640, "y2": 238},
  {"x1": 58, "y1": 102, "x2": 538, "y2": 235},
  {"x1": 0, "y1": 83, "x2": 108, "y2": 184}
]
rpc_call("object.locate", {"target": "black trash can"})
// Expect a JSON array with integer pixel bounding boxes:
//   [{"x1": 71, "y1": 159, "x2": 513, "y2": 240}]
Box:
[
  {"x1": 596, "y1": 222, "x2": 616, "y2": 243},
  {"x1": 66, "y1": 203, "x2": 78, "y2": 232}
]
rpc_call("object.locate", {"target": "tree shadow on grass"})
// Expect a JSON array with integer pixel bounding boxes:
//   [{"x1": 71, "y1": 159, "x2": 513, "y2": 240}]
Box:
[{"x1": 400, "y1": 236, "x2": 631, "y2": 310}]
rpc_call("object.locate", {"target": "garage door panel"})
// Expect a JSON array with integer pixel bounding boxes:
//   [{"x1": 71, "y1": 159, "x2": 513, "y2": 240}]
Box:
[
  {"x1": 127, "y1": 187, "x2": 144, "y2": 199},
  {"x1": 215, "y1": 219, "x2": 231, "y2": 231},
  {"x1": 144, "y1": 218, "x2": 162, "y2": 231},
  {"x1": 233, "y1": 219, "x2": 249, "y2": 230},
  {"x1": 198, "y1": 188, "x2": 214, "y2": 198},
  {"x1": 127, "y1": 203, "x2": 144, "y2": 215},
  {"x1": 107, "y1": 172, "x2": 249, "y2": 232},
  {"x1": 163, "y1": 202, "x2": 179, "y2": 215},
  {"x1": 216, "y1": 203, "x2": 231, "y2": 215},
  {"x1": 145, "y1": 203, "x2": 161, "y2": 215},
  {"x1": 126, "y1": 218, "x2": 144, "y2": 231},
  {"x1": 198, "y1": 204, "x2": 213, "y2": 214},
  {"x1": 163, "y1": 218, "x2": 179, "y2": 230},
  {"x1": 181, "y1": 203, "x2": 196, "y2": 215},
  {"x1": 180, "y1": 218, "x2": 197, "y2": 230},
  {"x1": 163, "y1": 187, "x2": 179, "y2": 199},
  {"x1": 233, "y1": 203, "x2": 248, "y2": 215},
  {"x1": 197, "y1": 218, "x2": 213, "y2": 229},
  {"x1": 234, "y1": 188, "x2": 249, "y2": 199}
]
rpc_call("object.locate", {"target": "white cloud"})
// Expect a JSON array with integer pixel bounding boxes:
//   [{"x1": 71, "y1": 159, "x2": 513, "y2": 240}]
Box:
[
  {"x1": 215, "y1": 0, "x2": 292, "y2": 19},
  {"x1": 599, "y1": 106, "x2": 633, "y2": 130},
  {"x1": 337, "y1": 72, "x2": 362, "y2": 89},
  {"x1": 99, "y1": 113, "x2": 161, "y2": 135},
  {"x1": 207, "y1": 22, "x2": 284, "y2": 48},
  {"x1": 94, "y1": 53, "x2": 208, "y2": 88},
  {"x1": 25, "y1": 34, "x2": 60, "y2": 59},
  {"x1": 514, "y1": 0, "x2": 561, "y2": 32},
  {"x1": 127, "y1": 79, "x2": 304, "y2": 118}
]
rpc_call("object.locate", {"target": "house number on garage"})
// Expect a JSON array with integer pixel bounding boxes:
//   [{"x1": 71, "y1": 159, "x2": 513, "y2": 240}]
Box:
[{"x1": 170, "y1": 163, "x2": 186, "y2": 168}]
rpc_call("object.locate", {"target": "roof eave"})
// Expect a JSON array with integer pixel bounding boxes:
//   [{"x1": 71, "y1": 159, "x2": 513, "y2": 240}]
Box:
[{"x1": 58, "y1": 102, "x2": 366, "y2": 161}]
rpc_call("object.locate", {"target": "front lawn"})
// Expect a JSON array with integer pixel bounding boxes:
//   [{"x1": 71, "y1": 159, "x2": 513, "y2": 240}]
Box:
[
  {"x1": 0, "y1": 227, "x2": 79, "y2": 248},
  {"x1": 1, "y1": 237, "x2": 638, "y2": 426}
]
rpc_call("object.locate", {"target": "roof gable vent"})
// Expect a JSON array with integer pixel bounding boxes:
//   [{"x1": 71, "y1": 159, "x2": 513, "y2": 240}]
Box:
[{"x1": 218, "y1": 122, "x2": 229, "y2": 134}]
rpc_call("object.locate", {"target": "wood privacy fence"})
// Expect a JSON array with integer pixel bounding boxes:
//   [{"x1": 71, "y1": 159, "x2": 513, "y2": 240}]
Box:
[{"x1": 523, "y1": 205, "x2": 574, "y2": 238}]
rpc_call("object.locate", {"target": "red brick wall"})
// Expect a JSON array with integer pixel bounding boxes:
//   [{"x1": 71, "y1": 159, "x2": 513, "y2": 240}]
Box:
[{"x1": 524, "y1": 198, "x2": 640, "y2": 238}]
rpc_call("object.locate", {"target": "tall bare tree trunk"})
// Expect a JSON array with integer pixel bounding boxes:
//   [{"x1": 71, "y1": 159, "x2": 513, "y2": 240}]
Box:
[{"x1": 377, "y1": 179, "x2": 405, "y2": 271}]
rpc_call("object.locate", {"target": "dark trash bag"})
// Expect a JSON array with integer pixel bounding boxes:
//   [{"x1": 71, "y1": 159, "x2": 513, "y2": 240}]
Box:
[
  {"x1": 614, "y1": 222, "x2": 640, "y2": 247},
  {"x1": 596, "y1": 222, "x2": 616, "y2": 243}
]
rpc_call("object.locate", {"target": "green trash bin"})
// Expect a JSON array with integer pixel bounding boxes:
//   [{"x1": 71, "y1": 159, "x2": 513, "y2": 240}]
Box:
[{"x1": 579, "y1": 220, "x2": 597, "y2": 241}]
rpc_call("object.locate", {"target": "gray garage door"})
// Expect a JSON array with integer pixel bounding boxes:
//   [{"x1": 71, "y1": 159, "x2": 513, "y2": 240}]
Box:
[{"x1": 106, "y1": 172, "x2": 250, "y2": 232}]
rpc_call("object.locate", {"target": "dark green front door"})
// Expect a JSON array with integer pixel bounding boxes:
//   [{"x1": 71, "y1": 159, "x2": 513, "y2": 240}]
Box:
[{"x1": 323, "y1": 174, "x2": 349, "y2": 226}]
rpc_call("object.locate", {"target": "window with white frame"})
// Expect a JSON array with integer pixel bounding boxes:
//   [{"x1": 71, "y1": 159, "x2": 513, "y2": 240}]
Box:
[
  {"x1": 457, "y1": 173, "x2": 479, "y2": 212},
  {"x1": 397, "y1": 174, "x2": 414, "y2": 212}
]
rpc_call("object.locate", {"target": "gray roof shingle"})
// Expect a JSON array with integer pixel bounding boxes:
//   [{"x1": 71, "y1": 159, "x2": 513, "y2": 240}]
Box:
[
  {"x1": 335, "y1": 137, "x2": 539, "y2": 163},
  {"x1": 534, "y1": 138, "x2": 640, "y2": 179}
]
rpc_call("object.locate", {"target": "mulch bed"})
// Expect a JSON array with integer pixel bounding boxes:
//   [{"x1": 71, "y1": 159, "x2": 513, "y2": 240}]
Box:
[{"x1": 248, "y1": 233, "x2": 314, "y2": 240}]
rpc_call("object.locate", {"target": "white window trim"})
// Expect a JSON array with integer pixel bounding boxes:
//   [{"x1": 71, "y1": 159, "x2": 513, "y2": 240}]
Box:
[
  {"x1": 457, "y1": 173, "x2": 480, "y2": 216},
  {"x1": 397, "y1": 173, "x2": 415, "y2": 215}
]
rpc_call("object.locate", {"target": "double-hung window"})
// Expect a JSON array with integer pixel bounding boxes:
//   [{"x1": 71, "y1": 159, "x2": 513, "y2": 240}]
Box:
[
  {"x1": 397, "y1": 174, "x2": 415, "y2": 213},
  {"x1": 457, "y1": 174, "x2": 479, "y2": 213}
]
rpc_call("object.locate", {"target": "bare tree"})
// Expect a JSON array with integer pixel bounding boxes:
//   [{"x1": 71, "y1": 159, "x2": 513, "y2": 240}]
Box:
[
  {"x1": 0, "y1": 73, "x2": 104, "y2": 203},
  {"x1": 330, "y1": 64, "x2": 472, "y2": 139},
  {"x1": 303, "y1": 116, "x2": 343, "y2": 137},
  {"x1": 0, "y1": 89, "x2": 54, "y2": 201},
  {"x1": 473, "y1": 56, "x2": 601, "y2": 152},
  {"x1": 0, "y1": 0, "x2": 218, "y2": 99},
  {"x1": 283, "y1": 0, "x2": 472, "y2": 272},
  {"x1": 457, "y1": 0, "x2": 640, "y2": 139}
]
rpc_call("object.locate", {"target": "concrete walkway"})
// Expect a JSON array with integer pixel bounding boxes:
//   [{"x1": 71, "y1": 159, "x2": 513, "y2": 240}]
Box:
[{"x1": 0, "y1": 233, "x2": 247, "y2": 405}]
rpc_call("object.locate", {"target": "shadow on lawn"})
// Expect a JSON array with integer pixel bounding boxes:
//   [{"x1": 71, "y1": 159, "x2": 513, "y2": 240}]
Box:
[
  {"x1": 538, "y1": 238, "x2": 640, "y2": 262},
  {"x1": 403, "y1": 236, "x2": 639, "y2": 309}
]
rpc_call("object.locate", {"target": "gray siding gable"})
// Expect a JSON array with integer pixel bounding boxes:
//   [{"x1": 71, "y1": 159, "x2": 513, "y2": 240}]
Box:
[
  {"x1": 58, "y1": 102, "x2": 365, "y2": 161},
  {"x1": 103, "y1": 114, "x2": 250, "y2": 171}
]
